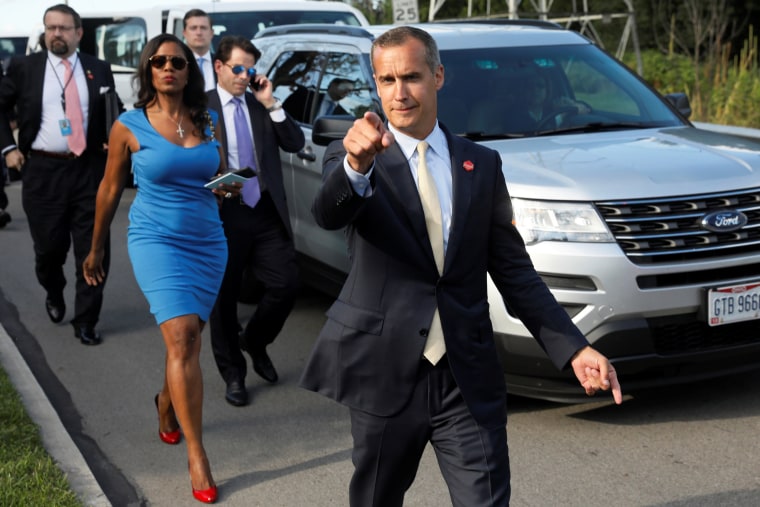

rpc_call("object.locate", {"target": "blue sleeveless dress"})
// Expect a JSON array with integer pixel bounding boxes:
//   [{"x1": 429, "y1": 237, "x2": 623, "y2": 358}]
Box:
[{"x1": 119, "y1": 108, "x2": 227, "y2": 324}]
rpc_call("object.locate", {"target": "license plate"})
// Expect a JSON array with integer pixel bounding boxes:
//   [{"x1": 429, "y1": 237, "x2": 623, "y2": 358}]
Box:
[{"x1": 707, "y1": 281, "x2": 760, "y2": 327}]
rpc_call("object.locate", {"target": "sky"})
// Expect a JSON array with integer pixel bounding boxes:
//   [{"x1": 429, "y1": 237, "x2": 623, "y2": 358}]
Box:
[{"x1": 0, "y1": 0, "x2": 158, "y2": 35}]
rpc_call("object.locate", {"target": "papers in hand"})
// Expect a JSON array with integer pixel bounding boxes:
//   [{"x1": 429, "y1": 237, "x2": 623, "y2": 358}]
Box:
[{"x1": 204, "y1": 167, "x2": 257, "y2": 189}]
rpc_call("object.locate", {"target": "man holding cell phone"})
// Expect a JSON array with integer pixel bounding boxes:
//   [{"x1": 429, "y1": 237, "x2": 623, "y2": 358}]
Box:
[{"x1": 206, "y1": 35, "x2": 304, "y2": 407}]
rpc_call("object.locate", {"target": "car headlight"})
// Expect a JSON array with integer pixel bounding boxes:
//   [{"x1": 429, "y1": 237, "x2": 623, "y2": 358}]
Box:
[{"x1": 511, "y1": 198, "x2": 614, "y2": 244}]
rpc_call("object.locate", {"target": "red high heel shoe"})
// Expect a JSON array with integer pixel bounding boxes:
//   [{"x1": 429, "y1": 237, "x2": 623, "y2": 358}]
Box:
[
  {"x1": 154, "y1": 394, "x2": 181, "y2": 445},
  {"x1": 192, "y1": 485, "x2": 218, "y2": 504}
]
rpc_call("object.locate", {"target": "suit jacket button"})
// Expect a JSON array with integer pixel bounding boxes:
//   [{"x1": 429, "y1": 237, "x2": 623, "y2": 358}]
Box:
[{"x1": 419, "y1": 329, "x2": 429, "y2": 337}]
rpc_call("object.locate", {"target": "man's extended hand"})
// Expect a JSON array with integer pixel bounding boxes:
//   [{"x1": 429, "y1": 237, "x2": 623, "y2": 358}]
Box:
[
  {"x1": 570, "y1": 346, "x2": 623, "y2": 404},
  {"x1": 343, "y1": 112, "x2": 395, "y2": 174}
]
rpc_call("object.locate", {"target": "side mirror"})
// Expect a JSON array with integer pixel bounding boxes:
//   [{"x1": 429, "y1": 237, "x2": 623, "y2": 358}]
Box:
[
  {"x1": 312, "y1": 115, "x2": 354, "y2": 146},
  {"x1": 665, "y1": 93, "x2": 692, "y2": 119}
]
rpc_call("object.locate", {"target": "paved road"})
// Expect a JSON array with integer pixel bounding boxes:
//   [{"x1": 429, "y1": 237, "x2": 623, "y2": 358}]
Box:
[{"x1": 2, "y1": 181, "x2": 760, "y2": 506}]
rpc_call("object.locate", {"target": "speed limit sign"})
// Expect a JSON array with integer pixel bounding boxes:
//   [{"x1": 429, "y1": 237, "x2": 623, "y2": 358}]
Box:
[{"x1": 392, "y1": 0, "x2": 420, "y2": 24}]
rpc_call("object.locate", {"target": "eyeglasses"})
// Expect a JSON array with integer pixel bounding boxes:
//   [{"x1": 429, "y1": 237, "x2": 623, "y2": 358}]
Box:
[
  {"x1": 45, "y1": 25, "x2": 76, "y2": 33},
  {"x1": 149, "y1": 55, "x2": 188, "y2": 70},
  {"x1": 224, "y1": 63, "x2": 256, "y2": 78}
]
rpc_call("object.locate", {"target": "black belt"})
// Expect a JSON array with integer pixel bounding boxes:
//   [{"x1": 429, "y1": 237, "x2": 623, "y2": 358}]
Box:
[{"x1": 29, "y1": 149, "x2": 79, "y2": 160}]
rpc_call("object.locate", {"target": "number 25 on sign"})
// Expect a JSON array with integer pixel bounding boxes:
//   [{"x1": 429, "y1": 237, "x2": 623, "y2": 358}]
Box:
[{"x1": 393, "y1": 0, "x2": 420, "y2": 24}]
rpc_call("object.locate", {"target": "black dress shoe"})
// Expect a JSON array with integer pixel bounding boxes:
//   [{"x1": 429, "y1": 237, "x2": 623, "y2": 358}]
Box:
[
  {"x1": 0, "y1": 210, "x2": 10, "y2": 228},
  {"x1": 251, "y1": 348, "x2": 278, "y2": 384},
  {"x1": 45, "y1": 295, "x2": 65, "y2": 323},
  {"x1": 74, "y1": 326, "x2": 102, "y2": 346},
  {"x1": 225, "y1": 379, "x2": 248, "y2": 406}
]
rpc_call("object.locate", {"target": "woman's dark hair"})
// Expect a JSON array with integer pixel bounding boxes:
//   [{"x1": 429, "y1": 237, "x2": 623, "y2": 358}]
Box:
[{"x1": 133, "y1": 34, "x2": 211, "y2": 141}]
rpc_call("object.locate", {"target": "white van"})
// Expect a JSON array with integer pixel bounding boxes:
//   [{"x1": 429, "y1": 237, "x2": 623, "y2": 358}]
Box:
[{"x1": 78, "y1": 1, "x2": 370, "y2": 108}]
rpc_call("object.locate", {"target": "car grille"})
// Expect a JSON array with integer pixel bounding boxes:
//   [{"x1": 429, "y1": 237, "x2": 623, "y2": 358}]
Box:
[
  {"x1": 650, "y1": 314, "x2": 760, "y2": 355},
  {"x1": 596, "y1": 188, "x2": 760, "y2": 264}
]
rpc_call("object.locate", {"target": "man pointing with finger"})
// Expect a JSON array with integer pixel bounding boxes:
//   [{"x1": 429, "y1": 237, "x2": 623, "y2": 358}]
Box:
[{"x1": 300, "y1": 25, "x2": 623, "y2": 506}]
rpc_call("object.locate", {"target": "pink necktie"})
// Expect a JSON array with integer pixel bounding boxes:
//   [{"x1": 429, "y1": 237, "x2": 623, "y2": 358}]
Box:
[{"x1": 62, "y1": 58, "x2": 86, "y2": 156}]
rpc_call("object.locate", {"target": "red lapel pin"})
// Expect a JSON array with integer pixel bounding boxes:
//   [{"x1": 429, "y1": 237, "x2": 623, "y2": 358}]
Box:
[{"x1": 463, "y1": 160, "x2": 474, "y2": 172}]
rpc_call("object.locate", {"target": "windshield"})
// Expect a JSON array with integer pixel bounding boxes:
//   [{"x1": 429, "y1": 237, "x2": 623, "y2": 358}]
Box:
[
  {"x1": 436, "y1": 44, "x2": 685, "y2": 138},
  {"x1": 206, "y1": 11, "x2": 363, "y2": 48}
]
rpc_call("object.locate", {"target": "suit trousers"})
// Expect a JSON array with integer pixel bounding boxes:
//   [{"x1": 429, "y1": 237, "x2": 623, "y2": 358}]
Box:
[
  {"x1": 209, "y1": 192, "x2": 299, "y2": 383},
  {"x1": 0, "y1": 167, "x2": 7, "y2": 210},
  {"x1": 21, "y1": 151, "x2": 110, "y2": 326},
  {"x1": 348, "y1": 356, "x2": 511, "y2": 507}
]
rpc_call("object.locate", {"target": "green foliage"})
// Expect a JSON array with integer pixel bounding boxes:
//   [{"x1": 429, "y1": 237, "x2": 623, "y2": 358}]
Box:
[
  {"x1": 625, "y1": 50, "x2": 695, "y2": 94},
  {"x1": 623, "y1": 26, "x2": 760, "y2": 127},
  {"x1": 0, "y1": 368, "x2": 82, "y2": 507}
]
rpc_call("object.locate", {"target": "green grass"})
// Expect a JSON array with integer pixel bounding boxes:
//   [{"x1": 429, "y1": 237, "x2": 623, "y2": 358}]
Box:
[{"x1": 0, "y1": 366, "x2": 82, "y2": 507}]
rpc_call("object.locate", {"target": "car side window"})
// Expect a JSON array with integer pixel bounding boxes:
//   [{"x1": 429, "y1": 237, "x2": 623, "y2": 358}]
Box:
[
  {"x1": 268, "y1": 49, "x2": 377, "y2": 126},
  {"x1": 86, "y1": 17, "x2": 147, "y2": 69},
  {"x1": 269, "y1": 50, "x2": 325, "y2": 124},
  {"x1": 315, "y1": 52, "x2": 377, "y2": 121}
]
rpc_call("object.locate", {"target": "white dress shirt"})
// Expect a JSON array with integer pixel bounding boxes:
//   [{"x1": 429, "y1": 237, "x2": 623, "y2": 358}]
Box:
[
  {"x1": 194, "y1": 51, "x2": 216, "y2": 92},
  {"x1": 343, "y1": 121, "x2": 453, "y2": 252},
  {"x1": 215, "y1": 85, "x2": 286, "y2": 169},
  {"x1": 33, "y1": 52, "x2": 89, "y2": 152}
]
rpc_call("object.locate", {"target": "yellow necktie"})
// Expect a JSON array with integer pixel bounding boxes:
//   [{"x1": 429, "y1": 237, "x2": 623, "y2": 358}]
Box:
[{"x1": 416, "y1": 141, "x2": 446, "y2": 364}]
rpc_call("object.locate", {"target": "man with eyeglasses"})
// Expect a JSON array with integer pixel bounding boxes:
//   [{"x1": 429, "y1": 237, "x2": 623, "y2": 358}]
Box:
[
  {"x1": 206, "y1": 36, "x2": 304, "y2": 406},
  {"x1": 0, "y1": 3, "x2": 123, "y2": 345},
  {"x1": 183, "y1": 9, "x2": 215, "y2": 92}
]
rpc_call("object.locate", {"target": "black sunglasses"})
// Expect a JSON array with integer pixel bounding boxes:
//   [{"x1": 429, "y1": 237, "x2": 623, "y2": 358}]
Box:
[
  {"x1": 149, "y1": 55, "x2": 188, "y2": 70},
  {"x1": 224, "y1": 63, "x2": 256, "y2": 78}
]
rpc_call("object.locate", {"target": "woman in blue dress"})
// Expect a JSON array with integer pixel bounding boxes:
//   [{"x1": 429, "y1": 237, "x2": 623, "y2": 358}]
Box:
[{"x1": 83, "y1": 34, "x2": 239, "y2": 504}]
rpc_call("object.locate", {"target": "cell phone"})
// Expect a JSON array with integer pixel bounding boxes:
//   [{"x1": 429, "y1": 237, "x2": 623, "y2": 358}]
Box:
[
  {"x1": 203, "y1": 167, "x2": 257, "y2": 189},
  {"x1": 250, "y1": 80, "x2": 261, "y2": 92},
  {"x1": 234, "y1": 167, "x2": 257, "y2": 178}
]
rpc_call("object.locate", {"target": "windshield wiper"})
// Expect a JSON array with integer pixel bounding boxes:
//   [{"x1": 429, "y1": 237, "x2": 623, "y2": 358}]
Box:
[
  {"x1": 459, "y1": 131, "x2": 526, "y2": 140},
  {"x1": 534, "y1": 122, "x2": 657, "y2": 137}
]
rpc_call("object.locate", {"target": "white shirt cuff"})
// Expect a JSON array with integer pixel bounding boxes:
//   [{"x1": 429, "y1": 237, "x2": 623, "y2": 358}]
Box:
[{"x1": 343, "y1": 156, "x2": 374, "y2": 197}]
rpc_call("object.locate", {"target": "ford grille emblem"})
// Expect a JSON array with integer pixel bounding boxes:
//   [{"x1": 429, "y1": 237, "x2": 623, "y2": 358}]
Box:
[{"x1": 701, "y1": 210, "x2": 748, "y2": 232}]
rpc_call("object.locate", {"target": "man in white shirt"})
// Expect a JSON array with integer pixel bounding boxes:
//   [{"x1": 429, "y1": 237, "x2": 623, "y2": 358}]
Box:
[
  {"x1": 182, "y1": 9, "x2": 215, "y2": 91},
  {"x1": 206, "y1": 36, "x2": 304, "y2": 407},
  {"x1": 0, "y1": 3, "x2": 123, "y2": 344}
]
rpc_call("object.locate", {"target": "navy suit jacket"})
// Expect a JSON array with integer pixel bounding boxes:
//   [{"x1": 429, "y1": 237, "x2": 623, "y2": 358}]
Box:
[
  {"x1": 0, "y1": 51, "x2": 120, "y2": 156},
  {"x1": 300, "y1": 123, "x2": 589, "y2": 429},
  {"x1": 206, "y1": 89, "x2": 304, "y2": 236}
]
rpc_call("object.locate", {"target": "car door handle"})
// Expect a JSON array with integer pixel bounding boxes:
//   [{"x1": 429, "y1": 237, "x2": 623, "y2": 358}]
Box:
[{"x1": 297, "y1": 149, "x2": 317, "y2": 162}]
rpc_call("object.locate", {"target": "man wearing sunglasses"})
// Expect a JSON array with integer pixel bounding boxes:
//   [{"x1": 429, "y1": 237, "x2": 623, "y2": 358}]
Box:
[
  {"x1": 207, "y1": 36, "x2": 304, "y2": 407},
  {"x1": 0, "y1": 3, "x2": 123, "y2": 345}
]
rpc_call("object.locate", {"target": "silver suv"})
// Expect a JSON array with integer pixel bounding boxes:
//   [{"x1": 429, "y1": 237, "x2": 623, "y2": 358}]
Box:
[{"x1": 255, "y1": 22, "x2": 760, "y2": 401}]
